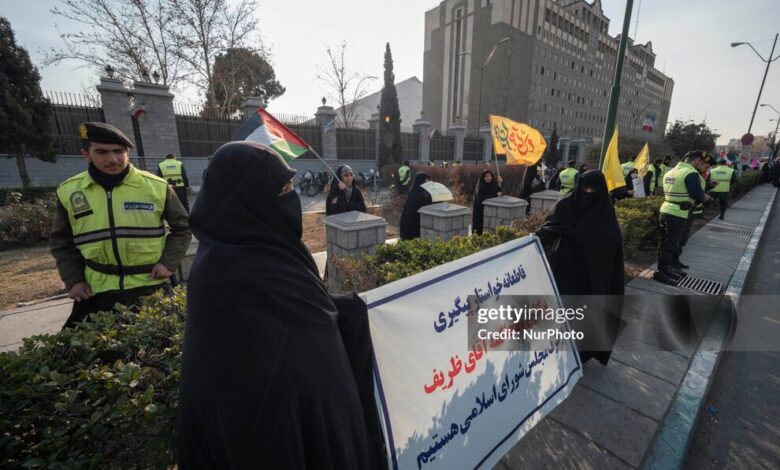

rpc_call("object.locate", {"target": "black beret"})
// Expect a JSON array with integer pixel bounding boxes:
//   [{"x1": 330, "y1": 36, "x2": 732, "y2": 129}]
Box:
[{"x1": 79, "y1": 122, "x2": 134, "y2": 148}]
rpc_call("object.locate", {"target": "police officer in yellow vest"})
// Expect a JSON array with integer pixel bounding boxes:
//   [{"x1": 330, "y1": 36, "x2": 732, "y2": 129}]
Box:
[
  {"x1": 653, "y1": 150, "x2": 713, "y2": 285},
  {"x1": 157, "y1": 153, "x2": 190, "y2": 212},
  {"x1": 559, "y1": 159, "x2": 580, "y2": 193},
  {"x1": 643, "y1": 159, "x2": 658, "y2": 195},
  {"x1": 50, "y1": 123, "x2": 192, "y2": 328},
  {"x1": 397, "y1": 160, "x2": 412, "y2": 194},
  {"x1": 707, "y1": 159, "x2": 737, "y2": 220}
]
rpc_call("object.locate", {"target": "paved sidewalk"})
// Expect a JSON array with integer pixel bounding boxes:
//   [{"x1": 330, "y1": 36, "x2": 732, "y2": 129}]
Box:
[{"x1": 499, "y1": 184, "x2": 778, "y2": 469}]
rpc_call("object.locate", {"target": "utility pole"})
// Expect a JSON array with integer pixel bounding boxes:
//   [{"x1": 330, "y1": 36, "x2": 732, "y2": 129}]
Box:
[{"x1": 598, "y1": 0, "x2": 635, "y2": 169}]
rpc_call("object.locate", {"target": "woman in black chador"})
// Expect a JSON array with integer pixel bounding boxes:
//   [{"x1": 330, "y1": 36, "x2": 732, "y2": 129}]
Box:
[
  {"x1": 177, "y1": 142, "x2": 386, "y2": 469},
  {"x1": 399, "y1": 172, "x2": 432, "y2": 240},
  {"x1": 535, "y1": 170, "x2": 625, "y2": 365},
  {"x1": 326, "y1": 164, "x2": 366, "y2": 215},
  {"x1": 471, "y1": 169, "x2": 503, "y2": 235}
]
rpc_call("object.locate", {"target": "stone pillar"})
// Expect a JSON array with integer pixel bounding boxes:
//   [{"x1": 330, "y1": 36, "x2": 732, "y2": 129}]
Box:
[
  {"x1": 368, "y1": 112, "x2": 380, "y2": 161},
  {"x1": 316, "y1": 104, "x2": 338, "y2": 160},
  {"x1": 419, "y1": 203, "x2": 470, "y2": 241},
  {"x1": 559, "y1": 137, "x2": 572, "y2": 163},
  {"x1": 482, "y1": 196, "x2": 529, "y2": 232},
  {"x1": 529, "y1": 190, "x2": 564, "y2": 213},
  {"x1": 413, "y1": 115, "x2": 432, "y2": 162},
  {"x1": 447, "y1": 122, "x2": 466, "y2": 162},
  {"x1": 132, "y1": 81, "x2": 181, "y2": 169},
  {"x1": 325, "y1": 211, "x2": 388, "y2": 291},
  {"x1": 241, "y1": 96, "x2": 266, "y2": 120},
  {"x1": 479, "y1": 125, "x2": 493, "y2": 162},
  {"x1": 96, "y1": 78, "x2": 135, "y2": 157}
]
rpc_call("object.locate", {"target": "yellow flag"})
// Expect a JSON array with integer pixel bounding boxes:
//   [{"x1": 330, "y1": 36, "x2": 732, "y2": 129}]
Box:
[
  {"x1": 489, "y1": 115, "x2": 547, "y2": 166},
  {"x1": 634, "y1": 143, "x2": 650, "y2": 177},
  {"x1": 601, "y1": 127, "x2": 625, "y2": 192}
]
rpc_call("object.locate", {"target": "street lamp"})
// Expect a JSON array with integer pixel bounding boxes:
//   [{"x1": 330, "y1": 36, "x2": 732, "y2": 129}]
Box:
[
  {"x1": 461, "y1": 37, "x2": 511, "y2": 138},
  {"x1": 731, "y1": 33, "x2": 780, "y2": 134}
]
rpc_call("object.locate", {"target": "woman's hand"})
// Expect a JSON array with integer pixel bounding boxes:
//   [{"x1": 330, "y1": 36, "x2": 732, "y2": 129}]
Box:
[
  {"x1": 497, "y1": 176, "x2": 503, "y2": 185},
  {"x1": 338, "y1": 182, "x2": 347, "y2": 190}
]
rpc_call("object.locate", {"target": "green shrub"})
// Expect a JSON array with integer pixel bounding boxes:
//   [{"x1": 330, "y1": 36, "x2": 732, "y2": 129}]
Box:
[
  {"x1": 337, "y1": 226, "x2": 529, "y2": 291},
  {"x1": 0, "y1": 186, "x2": 58, "y2": 206},
  {"x1": 734, "y1": 170, "x2": 760, "y2": 196},
  {"x1": 0, "y1": 288, "x2": 186, "y2": 469},
  {"x1": 0, "y1": 196, "x2": 57, "y2": 249}
]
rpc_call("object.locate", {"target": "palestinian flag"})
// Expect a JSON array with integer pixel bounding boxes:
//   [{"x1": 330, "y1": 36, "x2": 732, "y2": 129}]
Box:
[{"x1": 232, "y1": 108, "x2": 310, "y2": 163}]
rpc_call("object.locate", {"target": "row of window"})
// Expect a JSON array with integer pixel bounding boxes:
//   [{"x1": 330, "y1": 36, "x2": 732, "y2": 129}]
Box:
[
  {"x1": 527, "y1": 117, "x2": 602, "y2": 137},
  {"x1": 544, "y1": 7, "x2": 589, "y2": 43}
]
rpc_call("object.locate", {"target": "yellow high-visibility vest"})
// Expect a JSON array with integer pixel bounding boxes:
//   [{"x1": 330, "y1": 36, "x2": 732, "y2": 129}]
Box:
[
  {"x1": 559, "y1": 168, "x2": 579, "y2": 193},
  {"x1": 57, "y1": 165, "x2": 169, "y2": 294},
  {"x1": 660, "y1": 162, "x2": 698, "y2": 219},
  {"x1": 158, "y1": 159, "x2": 185, "y2": 187}
]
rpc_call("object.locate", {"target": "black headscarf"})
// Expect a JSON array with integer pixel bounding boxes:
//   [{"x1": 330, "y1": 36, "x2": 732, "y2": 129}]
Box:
[
  {"x1": 178, "y1": 142, "x2": 374, "y2": 468},
  {"x1": 399, "y1": 172, "x2": 433, "y2": 240},
  {"x1": 326, "y1": 165, "x2": 366, "y2": 215},
  {"x1": 471, "y1": 170, "x2": 501, "y2": 235},
  {"x1": 535, "y1": 170, "x2": 624, "y2": 365}
]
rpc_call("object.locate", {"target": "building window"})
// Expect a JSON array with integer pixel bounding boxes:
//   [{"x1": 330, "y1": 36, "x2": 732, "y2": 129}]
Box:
[{"x1": 451, "y1": 8, "x2": 464, "y2": 123}]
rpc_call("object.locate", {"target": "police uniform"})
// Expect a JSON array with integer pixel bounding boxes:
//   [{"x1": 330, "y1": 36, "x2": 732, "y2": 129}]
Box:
[
  {"x1": 558, "y1": 166, "x2": 579, "y2": 193},
  {"x1": 397, "y1": 163, "x2": 412, "y2": 194},
  {"x1": 654, "y1": 151, "x2": 712, "y2": 285},
  {"x1": 50, "y1": 123, "x2": 192, "y2": 328},
  {"x1": 157, "y1": 154, "x2": 190, "y2": 213},
  {"x1": 708, "y1": 161, "x2": 736, "y2": 219}
]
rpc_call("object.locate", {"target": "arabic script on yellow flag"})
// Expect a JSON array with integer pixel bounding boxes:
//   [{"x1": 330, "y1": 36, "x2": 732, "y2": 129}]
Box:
[
  {"x1": 489, "y1": 115, "x2": 547, "y2": 166},
  {"x1": 601, "y1": 127, "x2": 625, "y2": 192},
  {"x1": 634, "y1": 143, "x2": 650, "y2": 178}
]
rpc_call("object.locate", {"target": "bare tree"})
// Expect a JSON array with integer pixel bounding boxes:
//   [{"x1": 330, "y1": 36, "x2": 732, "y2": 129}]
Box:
[
  {"x1": 169, "y1": 0, "x2": 264, "y2": 115},
  {"x1": 316, "y1": 42, "x2": 376, "y2": 128},
  {"x1": 47, "y1": 0, "x2": 182, "y2": 87}
]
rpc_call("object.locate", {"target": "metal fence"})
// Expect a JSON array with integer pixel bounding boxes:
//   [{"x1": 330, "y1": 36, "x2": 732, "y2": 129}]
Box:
[
  {"x1": 336, "y1": 128, "x2": 375, "y2": 160},
  {"x1": 46, "y1": 92, "x2": 105, "y2": 155},
  {"x1": 463, "y1": 136, "x2": 484, "y2": 162},
  {"x1": 175, "y1": 115, "x2": 242, "y2": 157},
  {"x1": 400, "y1": 132, "x2": 419, "y2": 161},
  {"x1": 429, "y1": 135, "x2": 456, "y2": 161}
]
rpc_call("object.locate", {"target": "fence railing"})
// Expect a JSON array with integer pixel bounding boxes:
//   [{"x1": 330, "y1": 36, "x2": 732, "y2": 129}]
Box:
[
  {"x1": 429, "y1": 135, "x2": 456, "y2": 161},
  {"x1": 175, "y1": 115, "x2": 242, "y2": 157},
  {"x1": 49, "y1": 104, "x2": 106, "y2": 155},
  {"x1": 400, "y1": 132, "x2": 420, "y2": 161},
  {"x1": 288, "y1": 124, "x2": 322, "y2": 159},
  {"x1": 336, "y1": 128, "x2": 375, "y2": 160},
  {"x1": 463, "y1": 136, "x2": 484, "y2": 162}
]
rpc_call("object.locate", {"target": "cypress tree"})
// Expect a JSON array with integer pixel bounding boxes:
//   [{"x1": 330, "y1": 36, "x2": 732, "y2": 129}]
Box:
[{"x1": 378, "y1": 43, "x2": 402, "y2": 167}]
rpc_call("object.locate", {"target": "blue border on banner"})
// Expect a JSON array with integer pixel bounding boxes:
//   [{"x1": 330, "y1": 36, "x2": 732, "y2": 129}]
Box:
[{"x1": 368, "y1": 236, "x2": 582, "y2": 469}]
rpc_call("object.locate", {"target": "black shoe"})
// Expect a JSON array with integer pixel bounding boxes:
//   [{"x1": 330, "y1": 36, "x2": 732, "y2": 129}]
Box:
[
  {"x1": 673, "y1": 261, "x2": 690, "y2": 269},
  {"x1": 670, "y1": 266, "x2": 687, "y2": 276},
  {"x1": 719, "y1": 215, "x2": 724, "y2": 220},
  {"x1": 653, "y1": 271, "x2": 681, "y2": 286}
]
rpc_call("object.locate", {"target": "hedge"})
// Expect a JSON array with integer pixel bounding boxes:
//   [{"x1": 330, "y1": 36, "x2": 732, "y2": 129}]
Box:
[
  {"x1": 0, "y1": 196, "x2": 57, "y2": 250},
  {"x1": 0, "y1": 186, "x2": 58, "y2": 206},
  {"x1": 0, "y1": 289, "x2": 186, "y2": 468}
]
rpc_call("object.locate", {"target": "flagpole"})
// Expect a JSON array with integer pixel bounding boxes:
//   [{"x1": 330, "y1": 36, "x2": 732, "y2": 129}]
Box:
[
  {"x1": 492, "y1": 145, "x2": 501, "y2": 180},
  {"x1": 306, "y1": 147, "x2": 340, "y2": 180}
]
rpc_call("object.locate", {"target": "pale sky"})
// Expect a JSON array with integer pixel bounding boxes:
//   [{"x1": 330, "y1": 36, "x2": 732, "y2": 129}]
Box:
[{"x1": 3, "y1": 0, "x2": 780, "y2": 144}]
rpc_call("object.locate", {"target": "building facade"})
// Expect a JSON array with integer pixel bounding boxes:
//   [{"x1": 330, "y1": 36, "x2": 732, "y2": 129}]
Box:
[{"x1": 423, "y1": 0, "x2": 674, "y2": 161}]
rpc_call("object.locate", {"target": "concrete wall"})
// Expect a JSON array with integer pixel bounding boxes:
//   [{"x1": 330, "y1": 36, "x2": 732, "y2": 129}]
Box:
[{"x1": 0, "y1": 155, "x2": 380, "y2": 189}]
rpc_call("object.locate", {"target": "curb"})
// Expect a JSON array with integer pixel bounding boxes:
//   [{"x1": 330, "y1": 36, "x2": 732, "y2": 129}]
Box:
[{"x1": 642, "y1": 188, "x2": 777, "y2": 469}]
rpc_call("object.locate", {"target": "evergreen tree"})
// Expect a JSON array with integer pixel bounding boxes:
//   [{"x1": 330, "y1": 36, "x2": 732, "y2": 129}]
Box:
[
  {"x1": 0, "y1": 16, "x2": 54, "y2": 187},
  {"x1": 378, "y1": 43, "x2": 402, "y2": 167}
]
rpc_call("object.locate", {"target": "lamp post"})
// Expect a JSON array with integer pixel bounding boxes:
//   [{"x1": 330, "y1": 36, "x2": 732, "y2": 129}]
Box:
[
  {"x1": 461, "y1": 37, "x2": 511, "y2": 138},
  {"x1": 731, "y1": 33, "x2": 780, "y2": 134}
]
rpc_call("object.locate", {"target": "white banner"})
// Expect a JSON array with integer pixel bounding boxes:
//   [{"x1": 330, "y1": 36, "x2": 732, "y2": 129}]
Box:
[{"x1": 363, "y1": 235, "x2": 582, "y2": 470}]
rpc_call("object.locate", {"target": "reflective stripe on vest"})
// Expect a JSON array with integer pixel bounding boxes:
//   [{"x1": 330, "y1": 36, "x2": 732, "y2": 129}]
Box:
[
  {"x1": 660, "y1": 162, "x2": 698, "y2": 219},
  {"x1": 158, "y1": 159, "x2": 185, "y2": 187},
  {"x1": 709, "y1": 166, "x2": 734, "y2": 192},
  {"x1": 57, "y1": 165, "x2": 169, "y2": 294},
  {"x1": 621, "y1": 162, "x2": 634, "y2": 177},
  {"x1": 559, "y1": 168, "x2": 578, "y2": 193}
]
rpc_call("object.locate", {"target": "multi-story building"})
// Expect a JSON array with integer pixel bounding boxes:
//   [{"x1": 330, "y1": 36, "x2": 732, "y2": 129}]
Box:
[{"x1": 423, "y1": 0, "x2": 674, "y2": 161}]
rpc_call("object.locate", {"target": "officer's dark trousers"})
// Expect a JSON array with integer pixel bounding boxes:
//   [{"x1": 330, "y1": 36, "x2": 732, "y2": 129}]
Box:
[
  {"x1": 712, "y1": 192, "x2": 729, "y2": 218},
  {"x1": 174, "y1": 187, "x2": 190, "y2": 213},
  {"x1": 658, "y1": 213, "x2": 688, "y2": 271},
  {"x1": 63, "y1": 284, "x2": 166, "y2": 329}
]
